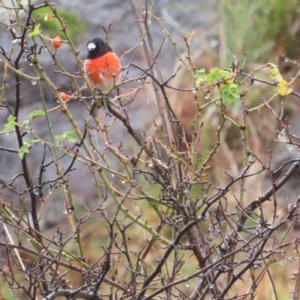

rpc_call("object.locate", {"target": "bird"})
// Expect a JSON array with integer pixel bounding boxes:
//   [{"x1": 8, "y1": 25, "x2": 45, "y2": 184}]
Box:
[{"x1": 83, "y1": 37, "x2": 121, "y2": 93}]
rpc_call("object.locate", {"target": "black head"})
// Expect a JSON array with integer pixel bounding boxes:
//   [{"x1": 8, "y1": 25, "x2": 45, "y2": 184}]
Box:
[{"x1": 86, "y1": 38, "x2": 112, "y2": 59}]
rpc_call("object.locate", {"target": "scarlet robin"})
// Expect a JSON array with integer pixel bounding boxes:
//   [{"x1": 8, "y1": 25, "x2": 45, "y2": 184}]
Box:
[{"x1": 84, "y1": 37, "x2": 121, "y2": 92}]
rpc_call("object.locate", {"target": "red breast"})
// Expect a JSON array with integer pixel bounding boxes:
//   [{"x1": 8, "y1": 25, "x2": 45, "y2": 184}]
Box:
[{"x1": 84, "y1": 38, "x2": 121, "y2": 92}]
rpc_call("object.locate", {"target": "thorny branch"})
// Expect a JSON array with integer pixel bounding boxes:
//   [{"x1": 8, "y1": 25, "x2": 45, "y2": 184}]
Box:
[{"x1": 0, "y1": 1, "x2": 300, "y2": 300}]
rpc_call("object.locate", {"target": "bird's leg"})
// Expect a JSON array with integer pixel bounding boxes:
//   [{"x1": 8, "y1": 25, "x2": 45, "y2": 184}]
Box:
[
  {"x1": 99, "y1": 93, "x2": 113, "y2": 117},
  {"x1": 89, "y1": 100, "x2": 96, "y2": 117}
]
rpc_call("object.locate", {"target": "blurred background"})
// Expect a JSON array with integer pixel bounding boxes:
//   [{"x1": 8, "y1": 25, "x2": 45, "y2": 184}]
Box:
[
  {"x1": 1, "y1": 1, "x2": 300, "y2": 299},
  {"x1": 0, "y1": 0, "x2": 216, "y2": 226}
]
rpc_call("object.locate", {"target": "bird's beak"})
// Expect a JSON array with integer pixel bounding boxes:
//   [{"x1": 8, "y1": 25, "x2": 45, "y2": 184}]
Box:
[{"x1": 87, "y1": 42, "x2": 96, "y2": 51}]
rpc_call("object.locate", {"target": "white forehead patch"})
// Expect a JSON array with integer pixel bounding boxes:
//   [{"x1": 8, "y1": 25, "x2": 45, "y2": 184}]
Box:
[{"x1": 87, "y1": 42, "x2": 96, "y2": 51}]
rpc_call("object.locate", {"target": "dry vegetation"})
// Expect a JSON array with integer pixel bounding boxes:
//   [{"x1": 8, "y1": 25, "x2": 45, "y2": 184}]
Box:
[{"x1": 1, "y1": 1, "x2": 300, "y2": 300}]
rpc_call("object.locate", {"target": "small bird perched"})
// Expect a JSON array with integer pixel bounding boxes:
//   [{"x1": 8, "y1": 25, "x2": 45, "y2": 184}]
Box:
[{"x1": 84, "y1": 37, "x2": 121, "y2": 92}]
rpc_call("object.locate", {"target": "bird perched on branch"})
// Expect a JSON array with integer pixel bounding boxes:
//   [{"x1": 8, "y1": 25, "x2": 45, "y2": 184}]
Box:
[{"x1": 84, "y1": 37, "x2": 121, "y2": 92}]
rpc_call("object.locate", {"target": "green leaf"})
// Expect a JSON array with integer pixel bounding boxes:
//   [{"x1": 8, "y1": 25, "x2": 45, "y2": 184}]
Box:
[
  {"x1": 55, "y1": 131, "x2": 77, "y2": 144},
  {"x1": 1, "y1": 284, "x2": 15, "y2": 300},
  {"x1": 27, "y1": 110, "x2": 46, "y2": 122},
  {"x1": 28, "y1": 24, "x2": 42, "y2": 37},
  {"x1": 194, "y1": 69, "x2": 207, "y2": 87},
  {"x1": 221, "y1": 83, "x2": 240, "y2": 104},
  {"x1": 23, "y1": 110, "x2": 46, "y2": 128},
  {"x1": 4, "y1": 115, "x2": 18, "y2": 132},
  {"x1": 207, "y1": 67, "x2": 223, "y2": 82},
  {"x1": 65, "y1": 131, "x2": 77, "y2": 143},
  {"x1": 207, "y1": 68, "x2": 232, "y2": 84},
  {"x1": 194, "y1": 69, "x2": 206, "y2": 77},
  {"x1": 19, "y1": 140, "x2": 35, "y2": 159}
]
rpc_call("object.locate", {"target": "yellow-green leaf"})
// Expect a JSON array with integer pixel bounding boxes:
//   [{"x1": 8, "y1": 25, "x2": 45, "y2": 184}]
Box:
[
  {"x1": 28, "y1": 24, "x2": 42, "y2": 37},
  {"x1": 277, "y1": 80, "x2": 292, "y2": 96}
]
